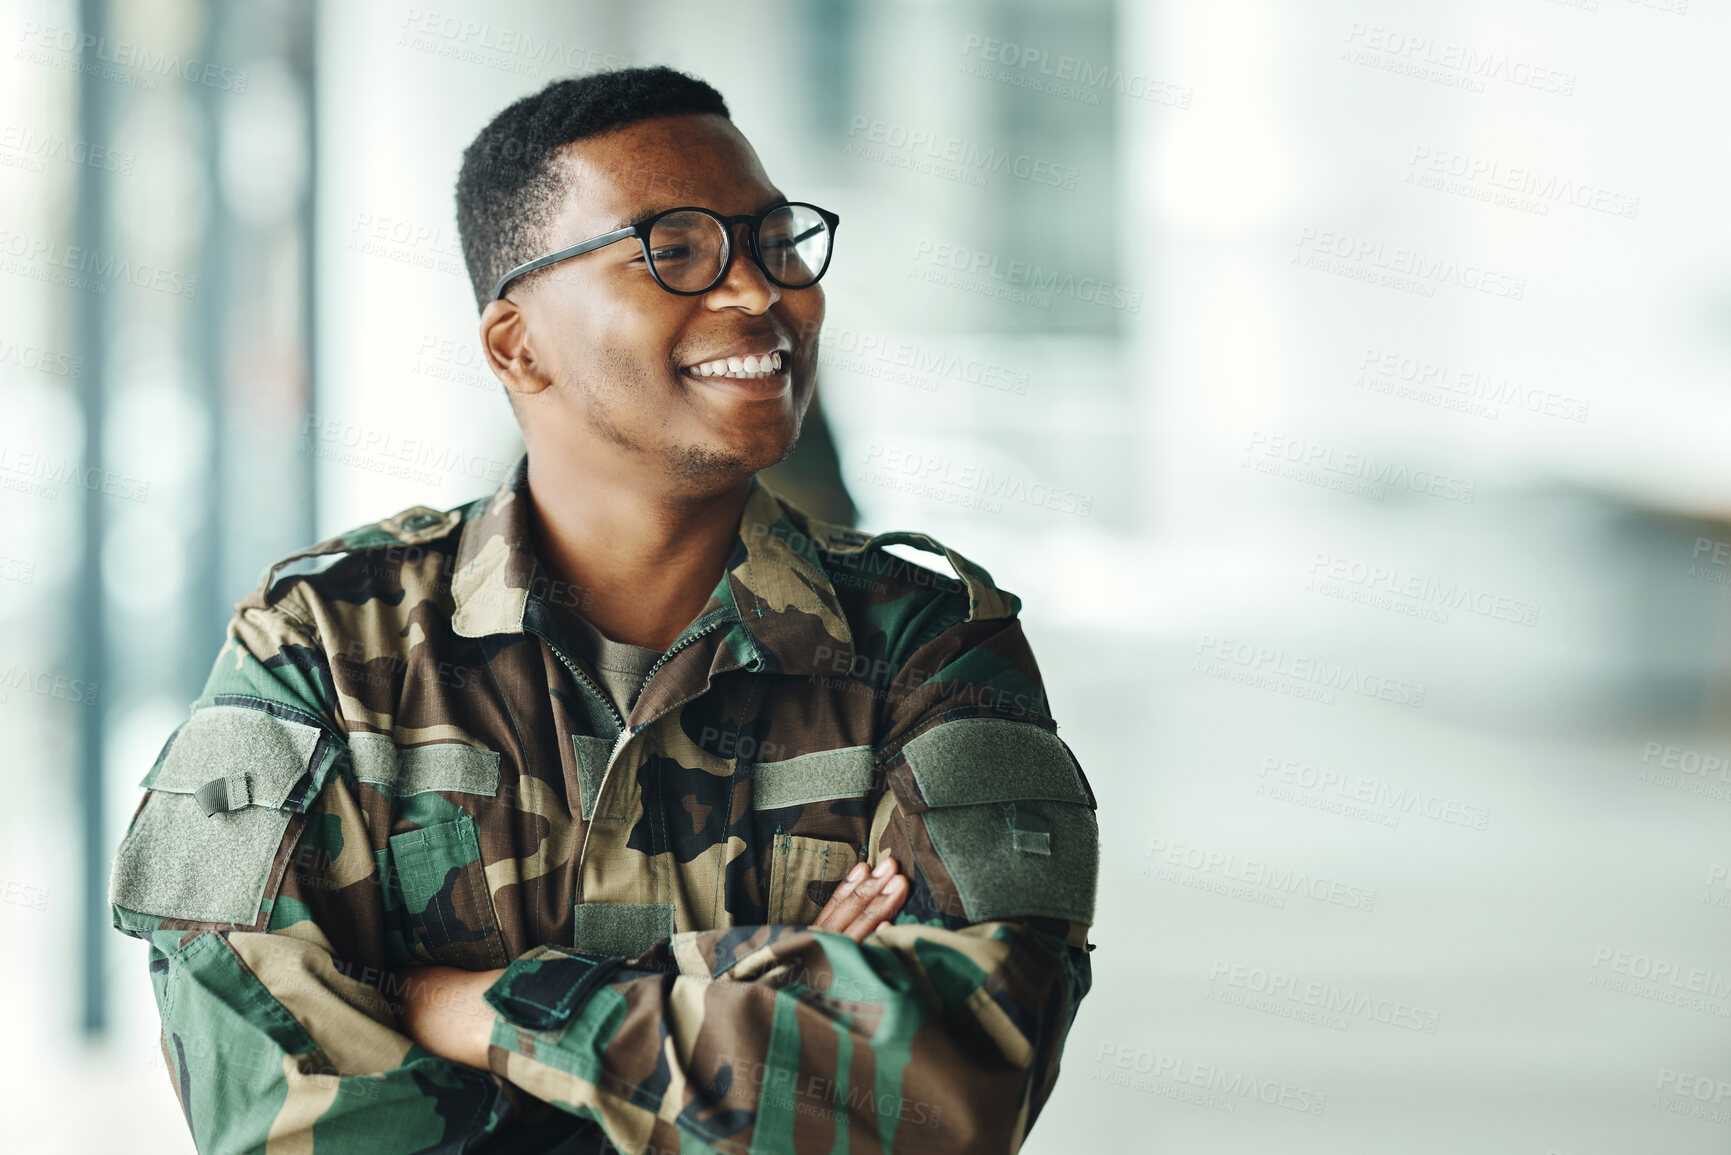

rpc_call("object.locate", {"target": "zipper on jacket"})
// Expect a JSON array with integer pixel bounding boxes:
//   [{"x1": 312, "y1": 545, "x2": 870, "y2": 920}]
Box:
[
  {"x1": 546, "y1": 641, "x2": 626, "y2": 737},
  {"x1": 559, "y1": 615, "x2": 740, "y2": 899}
]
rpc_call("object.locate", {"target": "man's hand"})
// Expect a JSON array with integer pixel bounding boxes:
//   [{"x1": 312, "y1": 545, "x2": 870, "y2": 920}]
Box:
[
  {"x1": 811, "y1": 856, "x2": 908, "y2": 943},
  {"x1": 393, "y1": 965, "x2": 503, "y2": 1069},
  {"x1": 394, "y1": 857, "x2": 906, "y2": 1064}
]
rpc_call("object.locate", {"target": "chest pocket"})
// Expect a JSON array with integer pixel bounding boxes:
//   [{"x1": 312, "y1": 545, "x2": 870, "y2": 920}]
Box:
[
  {"x1": 763, "y1": 834, "x2": 862, "y2": 924},
  {"x1": 353, "y1": 734, "x2": 508, "y2": 970},
  {"x1": 389, "y1": 813, "x2": 506, "y2": 968},
  {"x1": 752, "y1": 745, "x2": 875, "y2": 925}
]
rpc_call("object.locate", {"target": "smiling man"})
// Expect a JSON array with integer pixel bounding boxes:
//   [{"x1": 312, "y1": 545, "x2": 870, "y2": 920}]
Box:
[{"x1": 110, "y1": 67, "x2": 1098, "y2": 1154}]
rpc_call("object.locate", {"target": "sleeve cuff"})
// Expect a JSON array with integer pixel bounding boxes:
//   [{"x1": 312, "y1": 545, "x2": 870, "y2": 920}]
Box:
[{"x1": 483, "y1": 946, "x2": 623, "y2": 1033}]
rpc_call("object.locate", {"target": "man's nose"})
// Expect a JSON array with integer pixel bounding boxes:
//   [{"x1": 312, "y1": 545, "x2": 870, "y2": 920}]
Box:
[{"x1": 706, "y1": 222, "x2": 780, "y2": 313}]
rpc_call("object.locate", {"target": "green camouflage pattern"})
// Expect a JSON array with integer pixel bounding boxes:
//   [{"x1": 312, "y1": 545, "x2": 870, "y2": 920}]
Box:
[{"x1": 110, "y1": 453, "x2": 1099, "y2": 1153}]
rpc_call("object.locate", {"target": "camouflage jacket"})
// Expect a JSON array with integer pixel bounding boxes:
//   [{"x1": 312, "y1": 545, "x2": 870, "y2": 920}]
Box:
[{"x1": 109, "y1": 453, "x2": 1099, "y2": 1154}]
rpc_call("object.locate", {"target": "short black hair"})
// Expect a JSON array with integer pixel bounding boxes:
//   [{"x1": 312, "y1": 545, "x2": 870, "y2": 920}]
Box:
[{"x1": 455, "y1": 66, "x2": 730, "y2": 309}]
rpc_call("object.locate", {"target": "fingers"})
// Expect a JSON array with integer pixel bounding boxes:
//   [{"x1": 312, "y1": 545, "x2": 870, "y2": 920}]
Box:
[
  {"x1": 810, "y1": 856, "x2": 909, "y2": 943},
  {"x1": 813, "y1": 858, "x2": 876, "y2": 931},
  {"x1": 824, "y1": 860, "x2": 870, "y2": 911},
  {"x1": 842, "y1": 872, "x2": 907, "y2": 944}
]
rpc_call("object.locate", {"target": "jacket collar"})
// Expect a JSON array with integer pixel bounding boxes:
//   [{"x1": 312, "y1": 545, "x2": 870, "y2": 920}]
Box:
[{"x1": 449, "y1": 454, "x2": 855, "y2": 675}]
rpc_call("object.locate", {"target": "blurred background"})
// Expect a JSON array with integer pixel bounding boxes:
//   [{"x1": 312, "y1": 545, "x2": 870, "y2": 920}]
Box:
[{"x1": 2, "y1": 0, "x2": 1729, "y2": 1150}]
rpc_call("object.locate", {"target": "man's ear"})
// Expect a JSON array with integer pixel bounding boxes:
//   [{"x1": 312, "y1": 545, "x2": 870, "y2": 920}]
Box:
[{"x1": 480, "y1": 298, "x2": 554, "y2": 401}]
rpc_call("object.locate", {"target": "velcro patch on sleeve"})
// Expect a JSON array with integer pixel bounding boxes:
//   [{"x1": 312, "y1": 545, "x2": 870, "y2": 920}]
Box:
[
  {"x1": 898, "y1": 718, "x2": 1098, "y2": 926},
  {"x1": 900, "y1": 717, "x2": 1090, "y2": 809},
  {"x1": 111, "y1": 705, "x2": 340, "y2": 925}
]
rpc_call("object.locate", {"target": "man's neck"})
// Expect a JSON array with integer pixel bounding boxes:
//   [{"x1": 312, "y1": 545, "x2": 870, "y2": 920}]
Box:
[{"x1": 524, "y1": 451, "x2": 752, "y2": 652}]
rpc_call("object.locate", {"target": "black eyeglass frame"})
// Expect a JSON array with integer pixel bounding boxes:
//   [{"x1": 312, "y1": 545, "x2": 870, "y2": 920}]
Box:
[{"x1": 491, "y1": 200, "x2": 841, "y2": 301}]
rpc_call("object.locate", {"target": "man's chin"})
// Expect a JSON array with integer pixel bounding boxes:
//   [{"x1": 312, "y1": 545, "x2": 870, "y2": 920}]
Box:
[{"x1": 663, "y1": 439, "x2": 789, "y2": 491}]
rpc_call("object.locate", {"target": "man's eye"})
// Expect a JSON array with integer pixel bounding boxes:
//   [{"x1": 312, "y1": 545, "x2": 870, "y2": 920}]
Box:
[{"x1": 651, "y1": 245, "x2": 694, "y2": 262}]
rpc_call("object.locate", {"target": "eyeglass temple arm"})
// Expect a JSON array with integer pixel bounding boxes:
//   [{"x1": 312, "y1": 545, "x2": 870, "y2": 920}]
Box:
[{"x1": 492, "y1": 225, "x2": 638, "y2": 300}]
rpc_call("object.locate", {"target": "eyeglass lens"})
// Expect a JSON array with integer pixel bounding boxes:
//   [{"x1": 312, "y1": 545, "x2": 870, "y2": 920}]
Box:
[{"x1": 645, "y1": 204, "x2": 831, "y2": 292}]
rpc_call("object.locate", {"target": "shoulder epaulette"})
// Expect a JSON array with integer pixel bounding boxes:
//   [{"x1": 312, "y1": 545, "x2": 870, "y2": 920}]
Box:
[
  {"x1": 813, "y1": 520, "x2": 1020, "y2": 623},
  {"x1": 250, "y1": 502, "x2": 469, "y2": 606}
]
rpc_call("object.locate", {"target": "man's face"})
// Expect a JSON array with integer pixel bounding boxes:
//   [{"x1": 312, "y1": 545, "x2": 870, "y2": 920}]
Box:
[{"x1": 497, "y1": 113, "x2": 825, "y2": 492}]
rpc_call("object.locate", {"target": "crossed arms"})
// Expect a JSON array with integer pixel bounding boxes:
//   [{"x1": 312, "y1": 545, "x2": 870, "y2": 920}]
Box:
[{"x1": 111, "y1": 598, "x2": 1098, "y2": 1154}]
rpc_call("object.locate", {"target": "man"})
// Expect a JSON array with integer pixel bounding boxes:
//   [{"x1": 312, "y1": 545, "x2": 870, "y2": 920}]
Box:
[{"x1": 110, "y1": 66, "x2": 1098, "y2": 1153}]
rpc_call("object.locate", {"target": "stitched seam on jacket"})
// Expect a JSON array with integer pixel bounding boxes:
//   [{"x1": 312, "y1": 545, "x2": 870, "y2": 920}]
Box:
[{"x1": 457, "y1": 818, "x2": 505, "y2": 968}]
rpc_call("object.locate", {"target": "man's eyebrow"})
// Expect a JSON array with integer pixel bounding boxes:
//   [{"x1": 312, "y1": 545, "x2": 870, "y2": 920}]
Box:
[
  {"x1": 619, "y1": 202, "x2": 683, "y2": 228},
  {"x1": 614, "y1": 192, "x2": 792, "y2": 230}
]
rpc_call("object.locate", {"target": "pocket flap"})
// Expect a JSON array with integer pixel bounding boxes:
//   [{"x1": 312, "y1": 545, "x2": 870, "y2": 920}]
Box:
[
  {"x1": 898, "y1": 718, "x2": 1090, "y2": 810},
  {"x1": 888, "y1": 717, "x2": 1099, "y2": 926},
  {"x1": 143, "y1": 704, "x2": 340, "y2": 813}
]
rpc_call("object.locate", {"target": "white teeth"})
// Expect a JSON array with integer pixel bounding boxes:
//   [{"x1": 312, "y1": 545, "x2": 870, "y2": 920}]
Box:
[{"x1": 687, "y1": 351, "x2": 783, "y2": 379}]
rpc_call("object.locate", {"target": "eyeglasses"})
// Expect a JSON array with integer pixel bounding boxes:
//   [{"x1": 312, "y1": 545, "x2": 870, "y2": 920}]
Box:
[{"x1": 492, "y1": 200, "x2": 840, "y2": 301}]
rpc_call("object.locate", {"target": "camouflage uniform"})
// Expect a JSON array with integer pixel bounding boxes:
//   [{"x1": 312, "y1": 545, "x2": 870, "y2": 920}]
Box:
[{"x1": 109, "y1": 453, "x2": 1099, "y2": 1153}]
